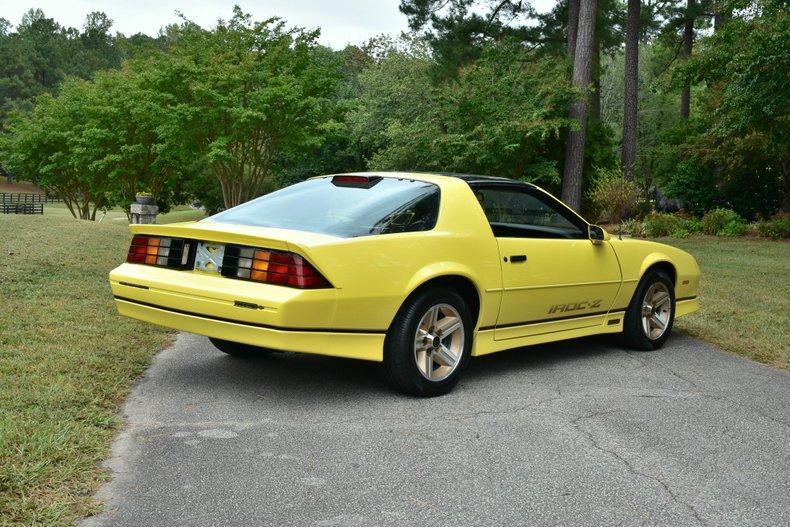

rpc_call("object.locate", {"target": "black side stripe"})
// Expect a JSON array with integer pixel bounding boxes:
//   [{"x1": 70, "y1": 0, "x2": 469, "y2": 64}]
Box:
[
  {"x1": 479, "y1": 295, "x2": 698, "y2": 332},
  {"x1": 478, "y1": 309, "x2": 627, "y2": 332},
  {"x1": 114, "y1": 296, "x2": 388, "y2": 334}
]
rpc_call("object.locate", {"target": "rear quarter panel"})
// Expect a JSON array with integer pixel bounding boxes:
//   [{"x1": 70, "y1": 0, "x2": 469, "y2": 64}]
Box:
[{"x1": 296, "y1": 177, "x2": 503, "y2": 331}]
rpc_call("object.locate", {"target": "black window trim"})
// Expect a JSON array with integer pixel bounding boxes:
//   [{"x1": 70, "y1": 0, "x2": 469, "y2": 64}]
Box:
[
  {"x1": 362, "y1": 183, "x2": 442, "y2": 237},
  {"x1": 469, "y1": 182, "x2": 590, "y2": 240}
]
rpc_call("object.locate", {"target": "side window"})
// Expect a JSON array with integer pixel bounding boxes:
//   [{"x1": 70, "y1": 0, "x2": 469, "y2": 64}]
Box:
[
  {"x1": 370, "y1": 189, "x2": 440, "y2": 235},
  {"x1": 474, "y1": 187, "x2": 586, "y2": 239}
]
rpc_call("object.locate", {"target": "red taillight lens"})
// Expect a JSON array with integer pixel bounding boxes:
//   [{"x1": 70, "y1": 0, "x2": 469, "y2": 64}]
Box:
[
  {"x1": 126, "y1": 235, "x2": 190, "y2": 268},
  {"x1": 221, "y1": 246, "x2": 331, "y2": 289}
]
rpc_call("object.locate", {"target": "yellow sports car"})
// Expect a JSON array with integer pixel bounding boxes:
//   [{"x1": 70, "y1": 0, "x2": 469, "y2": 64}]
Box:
[{"x1": 109, "y1": 172, "x2": 700, "y2": 396}]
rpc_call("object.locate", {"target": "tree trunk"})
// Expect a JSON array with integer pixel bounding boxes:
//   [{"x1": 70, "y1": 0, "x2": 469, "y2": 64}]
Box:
[
  {"x1": 591, "y1": 36, "x2": 601, "y2": 121},
  {"x1": 622, "y1": 0, "x2": 641, "y2": 181},
  {"x1": 680, "y1": 0, "x2": 695, "y2": 119},
  {"x1": 713, "y1": 0, "x2": 730, "y2": 32},
  {"x1": 567, "y1": 0, "x2": 580, "y2": 60},
  {"x1": 562, "y1": 0, "x2": 598, "y2": 212}
]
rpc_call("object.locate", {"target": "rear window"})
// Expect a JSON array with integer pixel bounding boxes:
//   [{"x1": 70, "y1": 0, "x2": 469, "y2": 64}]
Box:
[{"x1": 203, "y1": 177, "x2": 440, "y2": 238}]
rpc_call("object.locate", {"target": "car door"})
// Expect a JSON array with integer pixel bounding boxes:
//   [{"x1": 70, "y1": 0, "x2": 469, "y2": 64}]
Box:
[{"x1": 472, "y1": 184, "x2": 622, "y2": 341}]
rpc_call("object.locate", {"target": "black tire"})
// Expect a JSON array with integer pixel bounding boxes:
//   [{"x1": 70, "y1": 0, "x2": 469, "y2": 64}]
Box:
[
  {"x1": 620, "y1": 269, "x2": 675, "y2": 351},
  {"x1": 209, "y1": 337, "x2": 276, "y2": 358},
  {"x1": 383, "y1": 287, "x2": 473, "y2": 397}
]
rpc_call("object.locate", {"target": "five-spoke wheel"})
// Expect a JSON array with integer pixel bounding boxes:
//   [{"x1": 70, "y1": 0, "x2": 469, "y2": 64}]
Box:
[
  {"x1": 640, "y1": 282, "x2": 671, "y2": 340},
  {"x1": 620, "y1": 269, "x2": 676, "y2": 351},
  {"x1": 414, "y1": 303, "x2": 465, "y2": 382},
  {"x1": 383, "y1": 287, "x2": 472, "y2": 397}
]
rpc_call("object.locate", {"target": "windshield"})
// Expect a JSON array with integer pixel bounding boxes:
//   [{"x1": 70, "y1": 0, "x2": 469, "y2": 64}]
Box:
[{"x1": 203, "y1": 177, "x2": 440, "y2": 238}]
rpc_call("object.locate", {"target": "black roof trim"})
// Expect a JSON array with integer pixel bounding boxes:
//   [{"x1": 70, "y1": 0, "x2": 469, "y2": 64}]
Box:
[
  {"x1": 328, "y1": 171, "x2": 537, "y2": 188},
  {"x1": 411, "y1": 171, "x2": 537, "y2": 188}
]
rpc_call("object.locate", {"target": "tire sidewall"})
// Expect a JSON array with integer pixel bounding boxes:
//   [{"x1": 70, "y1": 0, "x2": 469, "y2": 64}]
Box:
[
  {"x1": 624, "y1": 270, "x2": 676, "y2": 350},
  {"x1": 384, "y1": 287, "x2": 473, "y2": 396}
]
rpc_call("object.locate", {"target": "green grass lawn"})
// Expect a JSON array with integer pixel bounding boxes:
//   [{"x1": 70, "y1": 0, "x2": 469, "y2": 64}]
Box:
[
  {"x1": 660, "y1": 236, "x2": 790, "y2": 370},
  {"x1": 0, "y1": 215, "x2": 175, "y2": 526},
  {"x1": 0, "y1": 212, "x2": 787, "y2": 526},
  {"x1": 40, "y1": 202, "x2": 206, "y2": 224}
]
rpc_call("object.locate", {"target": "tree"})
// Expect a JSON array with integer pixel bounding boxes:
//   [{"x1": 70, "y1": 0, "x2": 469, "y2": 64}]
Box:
[
  {"x1": 622, "y1": 0, "x2": 641, "y2": 180},
  {"x1": 562, "y1": 0, "x2": 598, "y2": 211},
  {"x1": 144, "y1": 9, "x2": 340, "y2": 208},
  {"x1": 0, "y1": 81, "x2": 113, "y2": 219},
  {"x1": 349, "y1": 39, "x2": 575, "y2": 185},
  {"x1": 77, "y1": 12, "x2": 121, "y2": 74},
  {"x1": 568, "y1": 0, "x2": 580, "y2": 58},
  {"x1": 88, "y1": 69, "x2": 196, "y2": 214},
  {"x1": 679, "y1": 0, "x2": 696, "y2": 118},
  {"x1": 0, "y1": 69, "x2": 195, "y2": 219},
  {"x1": 0, "y1": 9, "x2": 122, "y2": 121},
  {"x1": 399, "y1": 0, "x2": 536, "y2": 78},
  {"x1": 673, "y1": 0, "x2": 789, "y2": 216}
]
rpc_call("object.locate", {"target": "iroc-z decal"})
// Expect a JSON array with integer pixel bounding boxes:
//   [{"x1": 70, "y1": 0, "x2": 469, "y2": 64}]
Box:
[{"x1": 548, "y1": 299, "x2": 602, "y2": 314}]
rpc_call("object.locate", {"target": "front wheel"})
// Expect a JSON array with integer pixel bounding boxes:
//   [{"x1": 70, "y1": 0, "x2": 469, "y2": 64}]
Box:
[
  {"x1": 620, "y1": 270, "x2": 675, "y2": 351},
  {"x1": 383, "y1": 287, "x2": 473, "y2": 397}
]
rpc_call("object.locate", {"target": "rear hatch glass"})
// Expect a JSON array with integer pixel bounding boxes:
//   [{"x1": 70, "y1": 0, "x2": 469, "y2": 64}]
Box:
[{"x1": 203, "y1": 176, "x2": 440, "y2": 238}]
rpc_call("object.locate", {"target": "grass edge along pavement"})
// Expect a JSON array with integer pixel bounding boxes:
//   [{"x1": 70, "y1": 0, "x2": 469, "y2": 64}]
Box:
[{"x1": 0, "y1": 215, "x2": 174, "y2": 526}]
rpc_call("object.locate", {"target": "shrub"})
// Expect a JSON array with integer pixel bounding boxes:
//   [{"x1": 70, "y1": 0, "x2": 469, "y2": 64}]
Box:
[
  {"x1": 717, "y1": 221, "x2": 748, "y2": 237},
  {"x1": 642, "y1": 213, "x2": 703, "y2": 238},
  {"x1": 756, "y1": 214, "x2": 790, "y2": 239},
  {"x1": 664, "y1": 160, "x2": 720, "y2": 215},
  {"x1": 618, "y1": 218, "x2": 645, "y2": 237},
  {"x1": 682, "y1": 217, "x2": 703, "y2": 234},
  {"x1": 701, "y1": 208, "x2": 746, "y2": 236},
  {"x1": 588, "y1": 167, "x2": 641, "y2": 224},
  {"x1": 643, "y1": 213, "x2": 681, "y2": 237}
]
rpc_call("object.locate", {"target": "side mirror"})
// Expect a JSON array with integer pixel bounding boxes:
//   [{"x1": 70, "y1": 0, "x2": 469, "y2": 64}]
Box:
[{"x1": 589, "y1": 224, "x2": 609, "y2": 244}]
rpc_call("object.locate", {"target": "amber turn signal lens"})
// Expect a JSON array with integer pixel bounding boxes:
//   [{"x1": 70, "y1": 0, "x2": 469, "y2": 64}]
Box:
[{"x1": 220, "y1": 245, "x2": 331, "y2": 289}]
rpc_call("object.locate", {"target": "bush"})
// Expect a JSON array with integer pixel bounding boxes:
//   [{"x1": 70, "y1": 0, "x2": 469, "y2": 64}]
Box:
[
  {"x1": 701, "y1": 208, "x2": 746, "y2": 236},
  {"x1": 588, "y1": 167, "x2": 641, "y2": 224},
  {"x1": 618, "y1": 218, "x2": 645, "y2": 237},
  {"x1": 664, "y1": 160, "x2": 720, "y2": 215},
  {"x1": 643, "y1": 213, "x2": 703, "y2": 238},
  {"x1": 643, "y1": 213, "x2": 682, "y2": 237},
  {"x1": 717, "y1": 221, "x2": 748, "y2": 237},
  {"x1": 756, "y1": 214, "x2": 790, "y2": 239}
]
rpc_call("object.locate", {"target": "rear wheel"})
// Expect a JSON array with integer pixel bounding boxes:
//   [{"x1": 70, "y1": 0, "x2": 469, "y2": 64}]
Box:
[
  {"x1": 383, "y1": 287, "x2": 472, "y2": 397},
  {"x1": 620, "y1": 270, "x2": 675, "y2": 351},
  {"x1": 209, "y1": 337, "x2": 276, "y2": 358}
]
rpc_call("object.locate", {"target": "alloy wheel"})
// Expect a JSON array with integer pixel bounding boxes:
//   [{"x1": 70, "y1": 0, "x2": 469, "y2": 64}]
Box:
[
  {"x1": 641, "y1": 282, "x2": 671, "y2": 340},
  {"x1": 413, "y1": 303, "x2": 465, "y2": 382}
]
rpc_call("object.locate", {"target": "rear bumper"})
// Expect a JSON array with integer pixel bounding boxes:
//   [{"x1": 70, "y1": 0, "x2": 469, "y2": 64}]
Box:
[
  {"x1": 109, "y1": 263, "x2": 385, "y2": 361},
  {"x1": 114, "y1": 297, "x2": 384, "y2": 361}
]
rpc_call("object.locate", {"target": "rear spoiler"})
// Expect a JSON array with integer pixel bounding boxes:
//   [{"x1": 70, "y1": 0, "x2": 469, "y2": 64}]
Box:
[{"x1": 127, "y1": 221, "x2": 338, "y2": 253}]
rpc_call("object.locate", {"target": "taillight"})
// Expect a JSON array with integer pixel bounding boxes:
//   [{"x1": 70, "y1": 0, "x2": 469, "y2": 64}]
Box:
[
  {"x1": 221, "y1": 245, "x2": 331, "y2": 289},
  {"x1": 127, "y1": 235, "x2": 191, "y2": 268}
]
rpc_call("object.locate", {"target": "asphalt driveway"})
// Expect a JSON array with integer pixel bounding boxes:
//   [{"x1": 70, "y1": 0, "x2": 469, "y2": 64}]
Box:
[{"x1": 82, "y1": 332, "x2": 790, "y2": 527}]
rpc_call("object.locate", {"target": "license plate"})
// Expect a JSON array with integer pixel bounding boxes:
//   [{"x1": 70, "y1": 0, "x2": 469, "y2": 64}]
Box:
[{"x1": 194, "y1": 242, "x2": 225, "y2": 273}]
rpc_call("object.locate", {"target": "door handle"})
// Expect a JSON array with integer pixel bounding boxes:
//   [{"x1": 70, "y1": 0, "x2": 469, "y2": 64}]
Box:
[{"x1": 509, "y1": 255, "x2": 527, "y2": 263}]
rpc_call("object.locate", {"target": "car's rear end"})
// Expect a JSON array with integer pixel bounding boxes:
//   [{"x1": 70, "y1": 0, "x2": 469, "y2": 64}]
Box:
[{"x1": 109, "y1": 174, "x2": 444, "y2": 361}]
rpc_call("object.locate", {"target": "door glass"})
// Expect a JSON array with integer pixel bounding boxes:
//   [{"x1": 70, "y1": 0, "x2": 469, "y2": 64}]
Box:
[{"x1": 474, "y1": 188, "x2": 585, "y2": 239}]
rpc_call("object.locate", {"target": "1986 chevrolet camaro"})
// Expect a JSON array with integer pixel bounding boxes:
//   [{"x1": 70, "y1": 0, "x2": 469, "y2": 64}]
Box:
[{"x1": 110, "y1": 172, "x2": 700, "y2": 396}]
